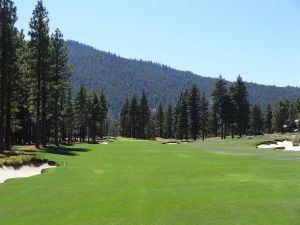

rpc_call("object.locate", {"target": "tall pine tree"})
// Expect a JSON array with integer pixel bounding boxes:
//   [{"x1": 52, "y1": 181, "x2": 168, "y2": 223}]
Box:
[
  {"x1": 165, "y1": 104, "x2": 173, "y2": 139},
  {"x1": 29, "y1": 0, "x2": 51, "y2": 148},
  {"x1": 250, "y1": 105, "x2": 264, "y2": 136},
  {"x1": 188, "y1": 85, "x2": 201, "y2": 140},
  {"x1": 0, "y1": 0, "x2": 17, "y2": 151},
  {"x1": 155, "y1": 103, "x2": 165, "y2": 138},
  {"x1": 139, "y1": 91, "x2": 150, "y2": 139},
  {"x1": 200, "y1": 94, "x2": 209, "y2": 140},
  {"x1": 265, "y1": 105, "x2": 273, "y2": 133},
  {"x1": 211, "y1": 76, "x2": 228, "y2": 139},
  {"x1": 230, "y1": 75, "x2": 250, "y2": 137},
  {"x1": 50, "y1": 28, "x2": 70, "y2": 145}
]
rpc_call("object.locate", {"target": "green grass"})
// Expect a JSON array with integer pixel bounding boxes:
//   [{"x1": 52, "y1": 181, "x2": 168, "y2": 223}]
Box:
[{"x1": 1, "y1": 138, "x2": 300, "y2": 225}]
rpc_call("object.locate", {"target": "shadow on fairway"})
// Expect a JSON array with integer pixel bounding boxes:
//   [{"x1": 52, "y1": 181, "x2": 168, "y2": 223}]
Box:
[{"x1": 44, "y1": 145, "x2": 90, "y2": 156}]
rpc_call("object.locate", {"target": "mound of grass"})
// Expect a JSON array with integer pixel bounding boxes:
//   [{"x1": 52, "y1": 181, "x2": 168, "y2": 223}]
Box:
[{"x1": 0, "y1": 155, "x2": 46, "y2": 168}]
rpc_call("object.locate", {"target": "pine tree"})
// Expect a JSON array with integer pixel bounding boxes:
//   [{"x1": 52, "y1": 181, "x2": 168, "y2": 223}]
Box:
[
  {"x1": 50, "y1": 28, "x2": 70, "y2": 145},
  {"x1": 89, "y1": 91, "x2": 101, "y2": 143},
  {"x1": 211, "y1": 76, "x2": 228, "y2": 139},
  {"x1": 28, "y1": 0, "x2": 51, "y2": 148},
  {"x1": 98, "y1": 91, "x2": 108, "y2": 138},
  {"x1": 0, "y1": 0, "x2": 18, "y2": 151},
  {"x1": 199, "y1": 94, "x2": 209, "y2": 140},
  {"x1": 250, "y1": 105, "x2": 264, "y2": 136},
  {"x1": 120, "y1": 98, "x2": 130, "y2": 137},
  {"x1": 64, "y1": 86, "x2": 74, "y2": 143},
  {"x1": 188, "y1": 85, "x2": 201, "y2": 140},
  {"x1": 272, "y1": 100, "x2": 289, "y2": 133},
  {"x1": 155, "y1": 103, "x2": 165, "y2": 138},
  {"x1": 296, "y1": 98, "x2": 300, "y2": 130},
  {"x1": 175, "y1": 91, "x2": 189, "y2": 140},
  {"x1": 289, "y1": 103, "x2": 297, "y2": 131},
  {"x1": 230, "y1": 75, "x2": 250, "y2": 137},
  {"x1": 139, "y1": 91, "x2": 150, "y2": 139},
  {"x1": 296, "y1": 97, "x2": 300, "y2": 116},
  {"x1": 223, "y1": 93, "x2": 236, "y2": 138},
  {"x1": 74, "y1": 85, "x2": 88, "y2": 142},
  {"x1": 165, "y1": 104, "x2": 173, "y2": 139},
  {"x1": 14, "y1": 31, "x2": 33, "y2": 145},
  {"x1": 146, "y1": 113, "x2": 155, "y2": 140},
  {"x1": 265, "y1": 105, "x2": 273, "y2": 133},
  {"x1": 129, "y1": 95, "x2": 139, "y2": 138}
]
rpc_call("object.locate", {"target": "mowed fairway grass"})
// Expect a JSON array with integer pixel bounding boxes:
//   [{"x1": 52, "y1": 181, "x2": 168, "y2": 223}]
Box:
[{"x1": 1, "y1": 138, "x2": 300, "y2": 225}]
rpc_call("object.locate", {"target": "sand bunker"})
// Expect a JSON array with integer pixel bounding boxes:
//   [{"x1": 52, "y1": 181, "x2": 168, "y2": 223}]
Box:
[
  {"x1": 0, "y1": 164, "x2": 56, "y2": 183},
  {"x1": 162, "y1": 142, "x2": 178, "y2": 145},
  {"x1": 257, "y1": 141, "x2": 300, "y2": 151}
]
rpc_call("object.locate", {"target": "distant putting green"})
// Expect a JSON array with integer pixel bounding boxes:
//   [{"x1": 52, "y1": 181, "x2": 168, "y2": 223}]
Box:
[{"x1": 1, "y1": 138, "x2": 300, "y2": 225}]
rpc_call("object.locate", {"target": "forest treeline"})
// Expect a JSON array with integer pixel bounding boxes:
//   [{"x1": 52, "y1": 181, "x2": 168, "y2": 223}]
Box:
[
  {"x1": 67, "y1": 41, "x2": 300, "y2": 119},
  {"x1": 0, "y1": 0, "x2": 109, "y2": 152},
  {"x1": 1, "y1": 0, "x2": 300, "y2": 153},
  {"x1": 119, "y1": 76, "x2": 300, "y2": 140}
]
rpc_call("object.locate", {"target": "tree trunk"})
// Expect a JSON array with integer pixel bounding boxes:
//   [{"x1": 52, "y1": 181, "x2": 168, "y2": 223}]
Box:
[
  {"x1": 35, "y1": 78, "x2": 41, "y2": 148},
  {"x1": 41, "y1": 78, "x2": 47, "y2": 148},
  {"x1": 4, "y1": 84, "x2": 11, "y2": 150}
]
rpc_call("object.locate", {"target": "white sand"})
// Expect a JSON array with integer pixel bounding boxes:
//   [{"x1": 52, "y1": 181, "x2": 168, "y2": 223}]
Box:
[
  {"x1": 101, "y1": 142, "x2": 109, "y2": 145},
  {"x1": 0, "y1": 164, "x2": 56, "y2": 183},
  {"x1": 257, "y1": 141, "x2": 300, "y2": 151},
  {"x1": 166, "y1": 143, "x2": 178, "y2": 145}
]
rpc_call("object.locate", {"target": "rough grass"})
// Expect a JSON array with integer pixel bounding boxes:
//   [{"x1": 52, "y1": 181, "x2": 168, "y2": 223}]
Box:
[
  {"x1": 0, "y1": 154, "x2": 55, "y2": 168},
  {"x1": 1, "y1": 138, "x2": 300, "y2": 224}
]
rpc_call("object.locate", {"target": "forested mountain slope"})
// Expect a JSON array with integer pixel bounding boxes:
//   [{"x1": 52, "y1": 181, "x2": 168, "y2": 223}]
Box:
[{"x1": 66, "y1": 40, "x2": 300, "y2": 117}]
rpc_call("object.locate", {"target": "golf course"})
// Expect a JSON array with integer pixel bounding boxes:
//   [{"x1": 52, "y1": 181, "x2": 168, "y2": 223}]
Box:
[{"x1": 1, "y1": 138, "x2": 300, "y2": 225}]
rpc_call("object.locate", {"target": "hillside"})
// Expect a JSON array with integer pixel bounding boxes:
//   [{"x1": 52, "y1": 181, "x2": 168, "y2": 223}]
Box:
[{"x1": 66, "y1": 40, "x2": 300, "y2": 117}]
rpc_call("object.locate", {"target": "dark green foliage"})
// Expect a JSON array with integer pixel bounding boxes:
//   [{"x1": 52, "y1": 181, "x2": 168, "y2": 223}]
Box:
[
  {"x1": 296, "y1": 97, "x2": 300, "y2": 115},
  {"x1": 265, "y1": 105, "x2": 273, "y2": 133},
  {"x1": 120, "y1": 98, "x2": 130, "y2": 137},
  {"x1": 129, "y1": 95, "x2": 139, "y2": 138},
  {"x1": 174, "y1": 91, "x2": 189, "y2": 140},
  {"x1": 250, "y1": 105, "x2": 264, "y2": 135},
  {"x1": 211, "y1": 76, "x2": 228, "y2": 139},
  {"x1": 74, "y1": 85, "x2": 88, "y2": 142},
  {"x1": 89, "y1": 91, "x2": 101, "y2": 143},
  {"x1": 272, "y1": 101, "x2": 289, "y2": 133},
  {"x1": 139, "y1": 91, "x2": 150, "y2": 139},
  {"x1": 230, "y1": 75, "x2": 250, "y2": 137},
  {"x1": 28, "y1": 0, "x2": 51, "y2": 148},
  {"x1": 98, "y1": 91, "x2": 108, "y2": 138},
  {"x1": 223, "y1": 93, "x2": 236, "y2": 138},
  {"x1": 64, "y1": 86, "x2": 75, "y2": 143},
  {"x1": 66, "y1": 41, "x2": 300, "y2": 119},
  {"x1": 209, "y1": 108, "x2": 219, "y2": 137},
  {"x1": 0, "y1": 0, "x2": 18, "y2": 151},
  {"x1": 49, "y1": 28, "x2": 70, "y2": 145},
  {"x1": 146, "y1": 114, "x2": 156, "y2": 140},
  {"x1": 155, "y1": 104, "x2": 165, "y2": 138},
  {"x1": 165, "y1": 105, "x2": 174, "y2": 139},
  {"x1": 14, "y1": 31, "x2": 33, "y2": 145},
  {"x1": 119, "y1": 94, "x2": 147, "y2": 139},
  {"x1": 289, "y1": 103, "x2": 297, "y2": 131},
  {"x1": 199, "y1": 94, "x2": 209, "y2": 140},
  {"x1": 188, "y1": 85, "x2": 201, "y2": 140},
  {"x1": 0, "y1": 1, "x2": 111, "y2": 149}
]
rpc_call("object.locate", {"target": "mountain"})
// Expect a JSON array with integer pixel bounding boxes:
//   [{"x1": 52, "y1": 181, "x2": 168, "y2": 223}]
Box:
[{"x1": 66, "y1": 40, "x2": 300, "y2": 118}]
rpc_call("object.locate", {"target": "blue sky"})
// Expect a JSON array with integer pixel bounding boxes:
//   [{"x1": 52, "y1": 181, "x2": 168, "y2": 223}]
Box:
[{"x1": 14, "y1": 0, "x2": 300, "y2": 87}]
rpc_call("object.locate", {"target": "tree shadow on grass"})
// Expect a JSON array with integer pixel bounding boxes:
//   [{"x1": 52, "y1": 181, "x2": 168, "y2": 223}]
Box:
[{"x1": 43, "y1": 145, "x2": 90, "y2": 156}]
